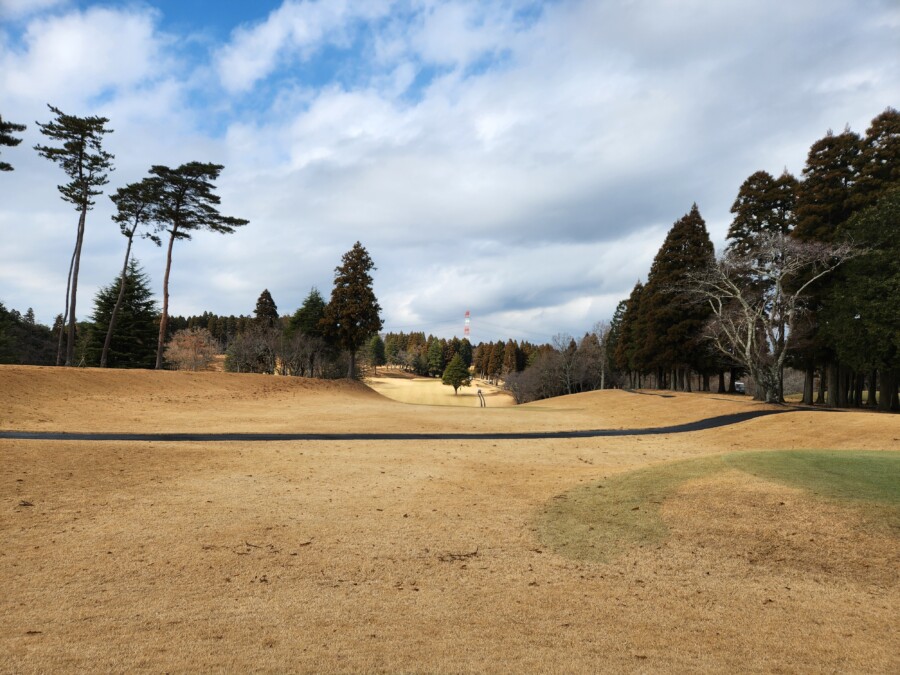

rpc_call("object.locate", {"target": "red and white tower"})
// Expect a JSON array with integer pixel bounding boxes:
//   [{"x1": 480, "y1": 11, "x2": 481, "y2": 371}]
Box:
[{"x1": 464, "y1": 310, "x2": 470, "y2": 338}]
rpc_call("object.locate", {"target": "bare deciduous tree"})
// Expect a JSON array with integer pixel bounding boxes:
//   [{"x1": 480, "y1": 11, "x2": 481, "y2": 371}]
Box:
[
  {"x1": 164, "y1": 327, "x2": 218, "y2": 371},
  {"x1": 689, "y1": 233, "x2": 854, "y2": 403}
]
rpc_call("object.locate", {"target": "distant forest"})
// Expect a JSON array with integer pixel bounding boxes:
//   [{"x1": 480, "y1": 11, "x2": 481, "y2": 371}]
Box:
[{"x1": 1, "y1": 108, "x2": 897, "y2": 410}]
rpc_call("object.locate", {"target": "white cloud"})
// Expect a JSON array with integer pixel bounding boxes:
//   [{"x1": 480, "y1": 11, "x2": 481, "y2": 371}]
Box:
[
  {"x1": 215, "y1": 0, "x2": 394, "y2": 93},
  {"x1": 0, "y1": 0, "x2": 68, "y2": 20},
  {"x1": 0, "y1": 5, "x2": 165, "y2": 107}
]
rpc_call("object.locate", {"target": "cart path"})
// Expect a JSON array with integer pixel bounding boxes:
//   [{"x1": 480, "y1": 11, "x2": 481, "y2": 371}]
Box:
[{"x1": 0, "y1": 408, "x2": 798, "y2": 442}]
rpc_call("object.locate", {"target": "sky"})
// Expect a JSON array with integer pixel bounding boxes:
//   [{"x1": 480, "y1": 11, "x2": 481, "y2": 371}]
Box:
[{"x1": 1, "y1": 0, "x2": 898, "y2": 344}]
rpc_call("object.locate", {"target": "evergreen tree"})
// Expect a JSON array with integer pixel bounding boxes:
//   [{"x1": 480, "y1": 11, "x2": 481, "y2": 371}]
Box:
[
  {"x1": 614, "y1": 281, "x2": 644, "y2": 386},
  {"x1": 35, "y1": 105, "x2": 115, "y2": 366},
  {"x1": 794, "y1": 128, "x2": 861, "y2": 242},
  {"x1": 442, "y1": 353, "x2": 472, "y2": 394},
  {"x1": 290, "y1": 287, "x2": 327, "y2": 337},
  {"x1": 727, "y1": 170, "x2": 798, "y2": 256},
  {"x1": 852, "y1": 108, "x2": 900, "y2": 210},
  {"x1": 101, "y1": 178, "x2": 160, "y2": 367},
  {"x1": 792, "y1": 127, "x2": 862, "y2": 404},
  {"x1": 320, "y1": 242, "x2": 383, "y2": 378},
  {"x1": 638, "y1": 205, "x2": 715, "y2": 388},
  {"x1": 0, "y1": 302, "x2": 56, "y2": 364},
  {"x1": 426, "y1": 338, "x2": 445, "y2": 376},
  {"x1": 384, "y1": 333, "x2": 400, "y2": 366},
  {"x1": 84, "y1": 260, "x2": 159, "y2": 368},
  {"x1": 458, "y1": 338, "x2": 473, "y2": 368},
  {"x1": 148, "y1": 162, "x2": 248, "y2": 369},
  {"x1": 367, "y1": 334, "x2": 386, "y2": 373},
  {"x1": 0, "y1": 114, "x2": 26, "y2": 171},
  {"x1": 606, "y1": 299, "x2": 626, "y2": 387},
  {"x1": 487, "y1": 341, "x2": 503, "y2": 380},
  {"x1": 254, "y1": 289, "x2": 279, "y2": 327},
  {"x1": 823, "y1": 189, "x2": 900, "y2": 410},
  {"x1": 502, "y1": 339, "x2": 518, "y2": 374}
]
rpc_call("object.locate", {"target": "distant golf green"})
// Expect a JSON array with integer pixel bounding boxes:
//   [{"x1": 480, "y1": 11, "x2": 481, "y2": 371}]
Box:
[{"x1": 538, "y1": 450, "x2": 900, "y2": 563}]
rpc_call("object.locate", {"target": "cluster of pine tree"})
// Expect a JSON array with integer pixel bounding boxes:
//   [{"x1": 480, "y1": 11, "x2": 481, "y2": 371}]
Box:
[
  {"x1": 0, "y1": 303, "x2": 56, "y2": 365},
  {"x1": 382, "y1": 332, "x2": 474, "y2": 376},
  {"x1": 222, "y1": 242, "x2": 383, "y2": 379},
  {"x1": 0, "y1": 106, "x2": 247, "y2": 370},
  {"x1": 612, "y1": 108, "x2": 899, "y2": 409}
]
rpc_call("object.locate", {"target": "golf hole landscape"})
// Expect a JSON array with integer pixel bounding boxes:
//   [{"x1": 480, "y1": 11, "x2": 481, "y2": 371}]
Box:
[{"x1": 2, "y1": 366, "x2": 898, "y2": 672}]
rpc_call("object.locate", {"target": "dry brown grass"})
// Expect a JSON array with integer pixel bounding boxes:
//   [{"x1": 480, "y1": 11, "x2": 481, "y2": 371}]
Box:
[
  {"x1": 366, "y1": 373, "x2": 515, "y2": 407},
  {"x1": 1, "y1": 365, "x2": 898, "y2": 673}
]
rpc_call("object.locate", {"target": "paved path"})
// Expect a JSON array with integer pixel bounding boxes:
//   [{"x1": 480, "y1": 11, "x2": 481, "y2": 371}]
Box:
[{"x1": 0, "y1": 409, "x2": 795, "y2": 442}]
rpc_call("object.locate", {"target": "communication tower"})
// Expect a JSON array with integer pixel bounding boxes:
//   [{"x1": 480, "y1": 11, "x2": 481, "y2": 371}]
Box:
[{"x1": 464, "y1": 311, "x2": 471, "y2": 338}]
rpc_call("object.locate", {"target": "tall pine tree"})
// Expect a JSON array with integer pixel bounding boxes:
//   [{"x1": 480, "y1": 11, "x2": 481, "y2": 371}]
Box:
[
  {"x1": 148, "y1": 162, "x2": 248, "y2": 369},
  {"x1": 254, "y1": 289, "x2": 279, "y2": 327},
  {"x1": 321, "y1": 242, "x2": 383, "y2": 378},
  {"x1": 35, "y1": 105, "x2": 115, "y2": 366}
]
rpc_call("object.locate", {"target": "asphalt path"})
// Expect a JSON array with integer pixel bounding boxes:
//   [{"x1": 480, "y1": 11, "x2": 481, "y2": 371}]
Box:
[{"x1": 0, "y1": 409, "x2": 795, "y2": 442}]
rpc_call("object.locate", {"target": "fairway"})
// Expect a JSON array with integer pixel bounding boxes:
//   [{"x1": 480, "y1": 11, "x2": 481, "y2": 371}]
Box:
[{"x1": 2, "y1": 366, "x2": 899, "y2": 673}]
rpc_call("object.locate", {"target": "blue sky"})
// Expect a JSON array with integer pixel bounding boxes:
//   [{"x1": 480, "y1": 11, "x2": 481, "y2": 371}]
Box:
[{"x1": 1, "y1": 0, "x2": 898, "y2": 343}]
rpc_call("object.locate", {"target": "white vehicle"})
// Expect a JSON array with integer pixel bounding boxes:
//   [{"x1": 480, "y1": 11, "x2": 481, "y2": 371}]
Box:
[{"x1": 734, "y1": 381, "x2": 746, "y2": 394}]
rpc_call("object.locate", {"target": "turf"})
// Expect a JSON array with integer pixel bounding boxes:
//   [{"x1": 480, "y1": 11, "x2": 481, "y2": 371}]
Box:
[
  {"x1": 724, "y1": 450, "x2": 900, "y2": 504},
  {"x1": 539, "y1": 450, "x2": 900, "y2": 562}
]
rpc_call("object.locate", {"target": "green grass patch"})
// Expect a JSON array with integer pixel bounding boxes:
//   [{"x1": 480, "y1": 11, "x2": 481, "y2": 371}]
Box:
[
  {"x1": 537, "y1": 450, "x2": 900, "y2": 563},
  {"x1": 724, "y1": 450, "x2": 900, "y2": 505}
]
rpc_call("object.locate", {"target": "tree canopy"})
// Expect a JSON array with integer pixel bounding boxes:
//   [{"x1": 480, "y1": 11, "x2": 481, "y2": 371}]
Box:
[
  {"x1": 148, "y1": 161, "x2": 248, "y2": 368},
  {"x1": 442, "y1": 353, "x2": 472, "y2": 394},
  {"x1": 84, "y1": 259, "x2": 159, "y2": 369},
  {"x1": 0, "y1": 114, "x2": 26, "y2": 171}
]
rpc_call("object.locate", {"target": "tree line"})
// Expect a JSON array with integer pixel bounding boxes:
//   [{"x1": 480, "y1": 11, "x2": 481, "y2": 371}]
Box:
[
  {"x1": 609, "y1": 108, "x2": 899, "y2": 410},
  {"x1": 1, "y1": 106, "x2": 248, "y2": 369},
  {"x1": 3, "y1": 106, "x2": 897, "y2": 409},
  {"x1": 2, "y1": 106, "x2": 385, "y2": 378}
]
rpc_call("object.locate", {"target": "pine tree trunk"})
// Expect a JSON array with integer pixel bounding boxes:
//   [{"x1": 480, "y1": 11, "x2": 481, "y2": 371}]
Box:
[
  {"x1": 826, "y1": 363, "x2": 840, "y2": 408},
  {"x1": 57, "y1": 245, "x2": 77, "y2": 366},
  {"x1": 868, "y1": 369, "x2": 878, "y2": 407},
  {"x1": 347, "y1": 350, "x2": 356, "y2": 379},
  {"x1": 728, "y1": 368, "x2": 738, "y2": 393},
  {"x1": 717, "y1": 370, "x2": 725, "y2": 393},
  {"x1": 878, "y1": 369, "x2": 895, "y2": 411},
  {"x1": 156, "y1": 230, "x2": 176, "y2": 369},
  {"x1": 837, "y1": 364, "x2": 850, "y2": 408},
  {"x1": 66, "y1": 207, "x2": 88, "y2": 366},
  {"x1": 853, "y1": 372, "x2": 864, "y2": 408},
  {"x1": 101, "y1": 236, "x2": 134, "y2": 368},
  {"x1": 684, "y1": 367, "x2": 692, "y2": 392},
  {"x1": 892, "y1": 371, "x2": 900, "y2": 412},
  {"x1": 816, "y1": 364, "x2": 826, "y2": 404},
  {"x1": 703, "y1": 373, "x2": 710, "y2": 391},
  {"x1": 802, "y1": 366, "x2": 814, "y2": 405}
]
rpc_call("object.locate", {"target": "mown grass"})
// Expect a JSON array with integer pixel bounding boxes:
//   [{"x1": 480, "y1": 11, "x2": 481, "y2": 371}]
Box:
[
  {"x1": 724, "y1": 450, "x2": 900, "y2": 504},
  {"x1": 538, "y1": 450, "x2": 900, "y2": 562}
]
